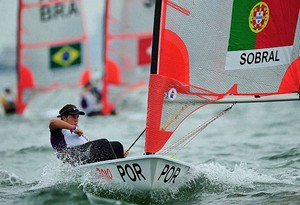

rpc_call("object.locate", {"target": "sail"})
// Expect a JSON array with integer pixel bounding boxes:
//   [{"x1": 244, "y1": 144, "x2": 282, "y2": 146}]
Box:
[
  {"x1": 101, "y1": 0, "x2": 155, "y2": 115},
  {"x1": 16, "y1": 0, "x2": 91, "y2": 114},
  {"x1": 145, "y1": 0, "x2": 300, "y2": 153}
]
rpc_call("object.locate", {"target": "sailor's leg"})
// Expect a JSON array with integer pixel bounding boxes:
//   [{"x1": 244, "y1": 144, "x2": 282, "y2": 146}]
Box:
[
  {"x1": 110, "y1": 141, "x2": 124, "y2": 158},
  {"x1": 84, "y1": 139, "x2": 117, "y2": 163}
]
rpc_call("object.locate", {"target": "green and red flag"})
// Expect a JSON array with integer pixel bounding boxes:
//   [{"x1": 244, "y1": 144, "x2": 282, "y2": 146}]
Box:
[{"x1": 226, "y1": 0, "x2": 300, "y2": 70}]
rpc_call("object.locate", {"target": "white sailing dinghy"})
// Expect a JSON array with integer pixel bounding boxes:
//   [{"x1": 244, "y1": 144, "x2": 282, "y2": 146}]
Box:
[
  {"x1": 77, "y1": 0, "x2": 300, "y2": 192},
  {"x1": 16, "y1": 0, "x2": 91, "y2": 114}
]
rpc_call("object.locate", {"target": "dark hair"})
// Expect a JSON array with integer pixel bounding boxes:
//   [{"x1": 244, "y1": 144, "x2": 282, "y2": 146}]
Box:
[
  {"x1": 84, "y1": 81, "x2": 92, "y2": 88},
  {"x1": 57, "y1": 104, "x2": 85, "y2": 118}
]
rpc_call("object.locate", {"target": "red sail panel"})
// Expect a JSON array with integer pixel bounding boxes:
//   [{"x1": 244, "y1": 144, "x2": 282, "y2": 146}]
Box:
[
  {"x1": 278, "y1": 56, "x2": 300, "y2": 93},
  {"x1": 17, "y1": 65, "x2": 35, "y2": 113},
  {"x1": 145, "y1": 75, "x2": 172, "y2": 153},
  {"x1": 145, "y1": 74, "x2": 224, "y2": 153},
  {"x1": 138, "y1": 37, "x2": 152, "y2": 66},
  {"x1": 159, "y1": 29, "x2": 190, "y2": 84}
]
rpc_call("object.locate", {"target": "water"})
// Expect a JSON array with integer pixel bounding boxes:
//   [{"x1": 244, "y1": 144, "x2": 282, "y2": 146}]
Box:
[{"x1": 1, "y1": 72, "x2": 300, "y2": 205}]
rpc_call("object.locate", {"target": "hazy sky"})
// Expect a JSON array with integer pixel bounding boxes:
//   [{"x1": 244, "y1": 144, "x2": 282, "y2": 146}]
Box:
[{"x1": 0, "y1": 0, "x2": 104, "y2": 51}]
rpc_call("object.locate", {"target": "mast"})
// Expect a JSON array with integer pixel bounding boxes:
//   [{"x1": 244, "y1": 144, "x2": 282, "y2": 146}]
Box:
[
  {"x1": 150, "y1": 0, "x2": 162, "y2": 75},
  {"x1": 101, "y1": 0, "x2": 111, "y2": 115},
  {"x1": 16, "y1": 0, "x2": 22, "y2": 114}
]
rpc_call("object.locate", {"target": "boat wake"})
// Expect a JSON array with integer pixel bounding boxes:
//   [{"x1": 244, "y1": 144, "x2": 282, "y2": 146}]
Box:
[{"x1": 194, "y1": 162, "x2": 294, "y2": 190}]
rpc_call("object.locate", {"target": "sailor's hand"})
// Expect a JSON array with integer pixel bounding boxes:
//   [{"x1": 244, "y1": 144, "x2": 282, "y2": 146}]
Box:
[
  {"x1": 124, "y1": 149, "x2": 129, "y2": 158},
  {"x1": 73, "y1": 127, "x2": 84, "y2": 136}
]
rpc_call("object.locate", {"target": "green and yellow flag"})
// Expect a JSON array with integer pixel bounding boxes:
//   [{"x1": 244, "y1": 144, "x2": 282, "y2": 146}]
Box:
[{"x1": 50, "y1": 43, "x2": 82, "y2": 69}]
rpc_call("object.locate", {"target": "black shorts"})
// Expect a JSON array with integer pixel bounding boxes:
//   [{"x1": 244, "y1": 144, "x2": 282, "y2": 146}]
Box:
[{"x1": 56, "y1": 139, "x2": 124, "y2": 166}]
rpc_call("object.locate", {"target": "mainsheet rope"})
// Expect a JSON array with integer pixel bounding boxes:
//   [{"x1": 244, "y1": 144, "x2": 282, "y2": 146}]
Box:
[
  {"x1": 127, "y1": 128, "x2": 146, "y2": 152},
  {"x1": 158, "y1": 103, "x2": 235, "y2": 156}
]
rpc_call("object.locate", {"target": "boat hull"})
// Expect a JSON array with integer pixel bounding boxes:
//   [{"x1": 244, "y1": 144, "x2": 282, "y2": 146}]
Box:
[{"x1": 77, "y1": 155, "x2": 195, "y2": 191}]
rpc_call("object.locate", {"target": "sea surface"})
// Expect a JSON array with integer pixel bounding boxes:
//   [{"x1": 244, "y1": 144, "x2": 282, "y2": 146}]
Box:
[{"x1": 0, "y1": 72, "x2": 300, "y2": 205}]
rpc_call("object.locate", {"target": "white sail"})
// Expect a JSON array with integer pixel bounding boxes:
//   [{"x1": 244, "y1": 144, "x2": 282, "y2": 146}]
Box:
[
  {"x1": 17, "y1": 0, "x2": 91, "y2": 113},
  {"x1": 145, "y1": 0, "x2": 300, "y2": 153},
  {"x1": 101, "y1": 0, "x2": 155, "y2": 115}
]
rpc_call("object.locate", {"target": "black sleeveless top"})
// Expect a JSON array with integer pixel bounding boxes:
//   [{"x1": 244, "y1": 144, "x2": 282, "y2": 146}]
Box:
[{"x1": 50, "y1": 128, "x2": 67, "y2": 150}]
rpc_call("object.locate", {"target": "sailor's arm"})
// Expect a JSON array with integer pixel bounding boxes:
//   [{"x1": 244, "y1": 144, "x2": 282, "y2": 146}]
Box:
[
  {"x1": 49, "y1": 118, "x2": 73, "y2": 130},
  {"x1": 49, "y1": 119, "x2": 83, "y2": 136}
]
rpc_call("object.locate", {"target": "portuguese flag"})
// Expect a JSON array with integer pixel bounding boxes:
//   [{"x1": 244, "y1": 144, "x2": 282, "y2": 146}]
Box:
[
  {"x1": 228, "y1": 0, "x2": 300, "y2": 51},
  {"x1": 50, "y1": 43, "x2": 82, "y2": 69}
]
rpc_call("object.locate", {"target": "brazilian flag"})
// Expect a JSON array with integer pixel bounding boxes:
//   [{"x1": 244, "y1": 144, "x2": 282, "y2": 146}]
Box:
[{"x1": 50, "y1": 43, "x2": 82, "y2": 69}]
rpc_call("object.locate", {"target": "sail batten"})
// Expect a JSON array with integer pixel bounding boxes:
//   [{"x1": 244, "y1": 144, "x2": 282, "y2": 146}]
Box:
[{"x1": 22, "y1": 36, "x2": 87, "y2": 49}]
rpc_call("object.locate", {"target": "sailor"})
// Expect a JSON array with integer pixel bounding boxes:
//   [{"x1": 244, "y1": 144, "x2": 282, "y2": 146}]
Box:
[
  {"x1": 49, "y1": 104, "x2": 128, "y2": 166},
  {"x1": 1, "y1": 84, "x2": 16, "y2": 115},
  {"x1": 79, "y1": 81, "x2": 102, "y2": 116}
]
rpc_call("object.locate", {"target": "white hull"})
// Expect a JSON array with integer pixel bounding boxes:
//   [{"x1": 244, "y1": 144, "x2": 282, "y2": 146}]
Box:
[{"x1": 76, "y1": 155, "x2": 196, "y2": 191}]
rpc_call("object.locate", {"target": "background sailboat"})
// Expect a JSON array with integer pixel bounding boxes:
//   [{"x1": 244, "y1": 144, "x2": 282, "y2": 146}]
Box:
[
  {"x1": 100, "y1": 0, "x2": 155, "y2": 115},
  {"x1": 16, "y1": 0, "x2": 91, "y2": 114}
]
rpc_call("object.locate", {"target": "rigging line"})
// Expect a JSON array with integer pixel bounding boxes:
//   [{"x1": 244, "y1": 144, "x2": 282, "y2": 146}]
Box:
[
  {"x1": 158, "y1": 103, "x2": 235, "y2": 156},
  {"x1": 127, "y1": 128, "x2": 146, "y2": 152}
]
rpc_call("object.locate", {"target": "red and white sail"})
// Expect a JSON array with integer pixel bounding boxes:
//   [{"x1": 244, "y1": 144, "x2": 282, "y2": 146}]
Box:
[
  {"x1": 145, "y1": 0, "x2": 300, "y2": 153},
  {"x1": 16, "y1": 0, "x2": 91, "y2": 114},
  {"x1": 101, "y1": 0, "x2": 155, "y2": 115}
]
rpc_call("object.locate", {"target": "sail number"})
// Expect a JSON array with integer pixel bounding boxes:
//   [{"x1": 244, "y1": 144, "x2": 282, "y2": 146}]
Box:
[
  {"x1": 116, "y1": 163, "x2": 181, "y2": 184},
  {"x1": 117, "y1": 163, "x2": 147, "y2": 182},
  {"x1": 39, "y1": 1, "x2": 79, "y2": 22},
  {"x1": 157, "y1": 164, "x2": 181, "y2": 183}
]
